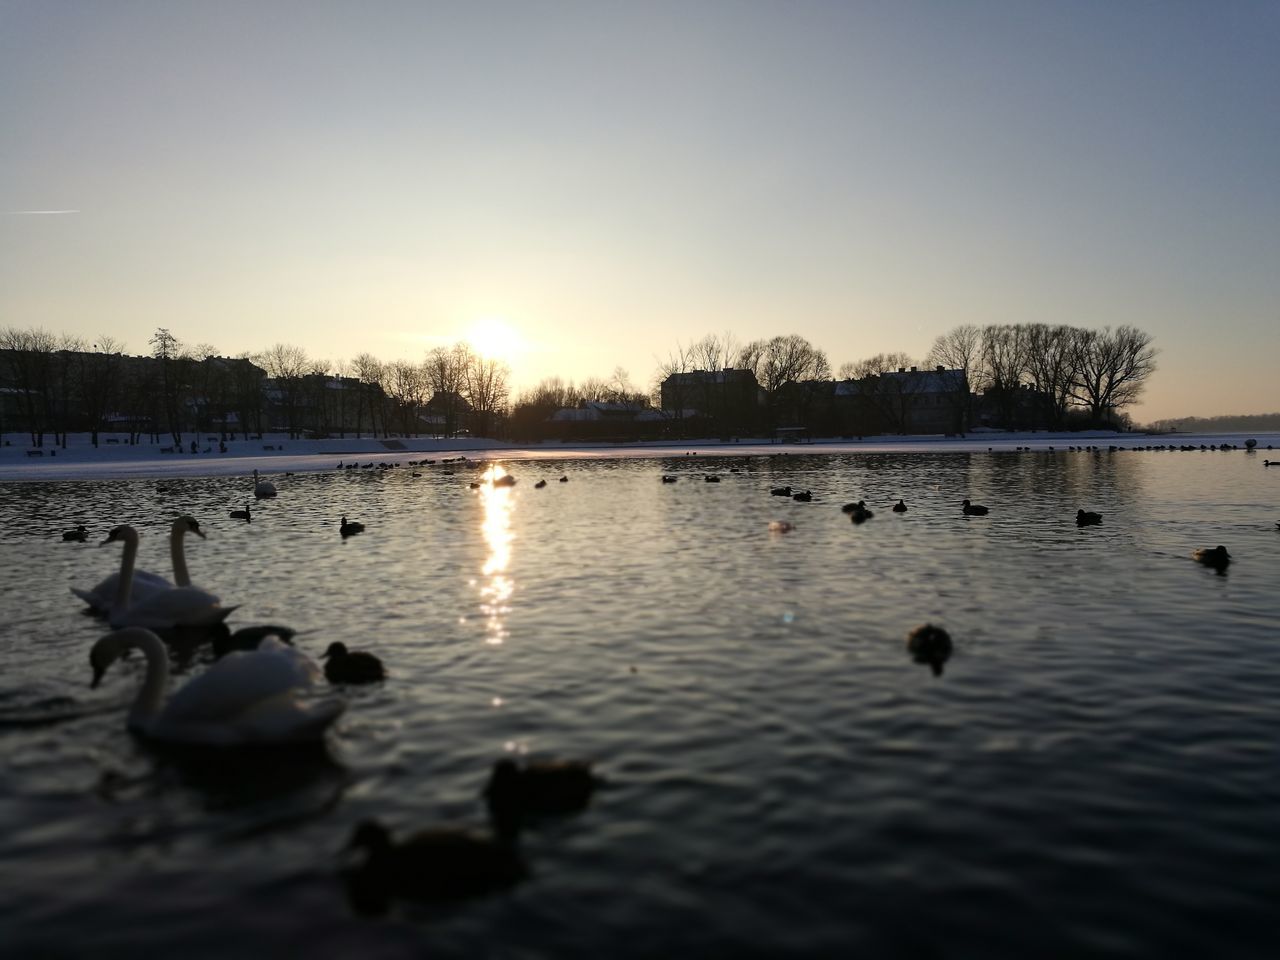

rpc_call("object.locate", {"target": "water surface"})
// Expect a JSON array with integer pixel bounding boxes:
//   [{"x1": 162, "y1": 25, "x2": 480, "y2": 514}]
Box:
[{"x1": 2, "y1": 447, "x2": 1278, "y2": 957}]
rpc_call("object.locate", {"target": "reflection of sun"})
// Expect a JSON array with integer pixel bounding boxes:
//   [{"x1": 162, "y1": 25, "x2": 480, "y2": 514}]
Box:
[
  {"x1": 478, "y1": 465, "x2": 515, "y2": 645},
  {"x1": 465, "y1": 316, "x2": 525, "y2": 365}
]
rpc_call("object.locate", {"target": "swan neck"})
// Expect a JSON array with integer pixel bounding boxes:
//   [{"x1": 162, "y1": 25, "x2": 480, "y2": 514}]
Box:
[
  {"x1": 125, "y1": 631, "x2": 170, "y2": 732},
  {"x1": 112, "y1": 529, "x2": 139, "y2": 611},
  {"x1": 170, "y1": 527, "x2": 191, "y2": 587}
]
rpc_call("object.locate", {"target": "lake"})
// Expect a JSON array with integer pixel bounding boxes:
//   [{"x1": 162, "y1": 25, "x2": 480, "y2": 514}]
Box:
[{"x1": 2, "y1": 444, "x2": 1278, "y2": 958}]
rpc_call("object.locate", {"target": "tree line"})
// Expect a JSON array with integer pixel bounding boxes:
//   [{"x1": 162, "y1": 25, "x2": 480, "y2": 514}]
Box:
[
  {"x1": 3, "y1": 320, "x2": 1159, "y2": 445},
  {"x1": 0, "y1": 327, "x2": 511, "y2": 447}
]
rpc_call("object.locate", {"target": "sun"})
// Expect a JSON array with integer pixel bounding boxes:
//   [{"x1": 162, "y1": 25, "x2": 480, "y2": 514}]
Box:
[{"x1": 464, "y1": 316, "x2": 525, "y2": 365}]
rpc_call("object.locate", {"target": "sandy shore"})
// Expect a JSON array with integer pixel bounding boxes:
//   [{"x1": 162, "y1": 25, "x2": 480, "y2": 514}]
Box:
[{"x1": 2, "y1": 429, "x2": 1277, "y2": 481}]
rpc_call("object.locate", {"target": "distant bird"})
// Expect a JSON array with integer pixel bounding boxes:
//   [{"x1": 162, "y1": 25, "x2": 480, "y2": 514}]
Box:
[
  {"x1": 661, "y1": 475, "x2": 678, "y2": 483},
  {"x1": 1076, "y1": 509, "x2": 1102, "y2": 526},
  {"x1": 339, "y1": 516, "x2": 365, "y2": 538},
  {"x1": 534, "y1": 479, "x2": 548, "y2": 489},
  {"x1": 252, "y1": 469, "x2": 277, "y2": 499},
  {"x1": 792, "y1": 490, "x2": 811, "y2": 502},
  {"x1": 229, "y1": 503, "x2": 251, "y2": 522},
  {"x1": 770, "y1": 486, "x2": 792, "y2": 497},
  {"x1": 343, "y1": 817, "x2": 523, "y2": 913},
  {"x1": 768, "y1": 520, "x2": 795, "y2": 533},
  {"x1": 1265, "y1": 461, "x2": 1277, "y2": 467},
  {"x1": 559, "y1": 476, "x2": 569, "y2": 483},
  {"x1": 62, "y1": 524, "x2": 88, "y2": 542},
  {"x1": 961, "y1": 499, "x2": 989, "y2": 516},
  {"x1": 484, "y1": 757, "x2": 599, "y2": 820},
  {"x1": 1192, "y1": 545, "x2": 1231, "y2": 570},
  {"x1": 322, "y1": 641, "x2": 385, "y2": 684},
  {"x1": 906, "y1": 624, "x2": 953, "y2": 677},
  {"x1": 493, "y1": 474, "x2": 517, "y2": 488},
  {"x1": 892, "y1": 500, "x2": 907, "y2": 513},
  {"x1": 705, "y1": 475, "x2": 721, "y2": 483}
]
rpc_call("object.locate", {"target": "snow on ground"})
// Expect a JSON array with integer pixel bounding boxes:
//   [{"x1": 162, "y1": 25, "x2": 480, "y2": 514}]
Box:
[{"x1": 2, "y1": 430, "x2": 1278, "y2": 482}]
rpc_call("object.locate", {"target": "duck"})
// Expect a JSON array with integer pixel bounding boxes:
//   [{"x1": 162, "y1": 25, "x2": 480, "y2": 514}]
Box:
[
  {"x1": 961, "y1": 499, "x2": 989, "y2": 516},
  {"x1": 791, "y1": 490, "x2": 811, "y2": 502},
  {"x1": 339, "y1": 516, "x2": 365, "y2": 538},
  {"x1": 770, "y1": 486, "x2": 792, "y2": 497},
  {"x1": 89, "y1": 628, "x2": 342, "y2": 744},
  {"x1": 906, "y1": 624, "x2": 953, "y2": 677},
  {"x1": 484, "y1": 757, "x2": 599, "y2": 821},
  {"x1": 842, "y1": 500, "x2": 873, "y2": 523},
  {"x1": 493, "y1": 474, "x2": 517, "y2": 488},
  {"x1": 892, "y1": 499, "x2": 907, "y2": 513},
  {"x1": 98, "y1": 524, "x2": 236, "y2": 630},
  {"x1": 229, "y1": 504, "x2": 251, "y2": 522},
  {"x1": 322, "y1": 641, "x2": 385, "y2": 683},
  {"x1": 661, "y1": 475, "x2": 678, "y2": 483},
  {"x1": 534, "y1": 479, "x2": 548, "y2": 489},
  {"x1": 558, "y1": 476, "x2": 569, "y2": 483},
  {"x1": 1076, "y1": 509, "x2": 1103, "y2": 526},
  {"x1": 212, "y1": 624, "x2": 298, "y2": 659},
  {"x1": 62, "y1": 525, "x2": 89, "y2": 542},
  {"x1": 705, "y1": 475, "x2": 721, "y2": 483},
  {"x1": 343, "y1": 816, "x2": 524, "y2": 912},
  {"x1": 1193, "y1": 545, "x2": 1231, "y2": 570},
  {"x1": 71, "y1": 515, "x2": 207, "y2": 615},
  {"x1": 252, "y1": 469, "x2": 277, "y2": 499}
]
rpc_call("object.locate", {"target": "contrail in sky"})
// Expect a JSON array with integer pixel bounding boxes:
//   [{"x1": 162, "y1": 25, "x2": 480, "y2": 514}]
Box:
[{"x1": 4, "y1": 209, "x2": 81, "y2": 215}]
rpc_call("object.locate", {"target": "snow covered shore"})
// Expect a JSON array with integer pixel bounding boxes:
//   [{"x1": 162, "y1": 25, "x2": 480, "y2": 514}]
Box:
[{"x1": 2, "y1": 429, "x2": 1277, "y2": 482}]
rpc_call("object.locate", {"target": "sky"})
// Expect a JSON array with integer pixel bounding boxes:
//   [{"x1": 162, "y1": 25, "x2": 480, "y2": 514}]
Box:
[{"x1": 2, "y1": 0, "x2": 1277, "y2": 422}]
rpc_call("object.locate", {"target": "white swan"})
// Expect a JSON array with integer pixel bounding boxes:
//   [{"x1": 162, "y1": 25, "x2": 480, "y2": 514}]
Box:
[
  {"x1": 90, "y1": 628, "x2": 345, "y2": 744},
  {"x1": 70, "y1": 515, "x2": 208, "y2": 614},
  {"x1": 253, "y1": 469, "x2": 277, "y2": 499},
  {"x1": 98, "y1": 524, "x2": 237, "y2": 629}
]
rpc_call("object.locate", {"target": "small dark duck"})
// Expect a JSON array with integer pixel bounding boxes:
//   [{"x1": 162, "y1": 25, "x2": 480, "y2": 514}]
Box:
[
  {"x1": 906, "y1": 624, "x2": 953, "y2": 677},
  {"x1": 484, "y1": 757, "x2": 599, "y2": 820},
  {"x1": 791, "y1": 490, "x2": 812, "y2": 502},
  {"x1": 770, "y1": 486, "x2": 792, "y2": 497},
  {"x1": 961, "y1": 499, "x2": 989, "y2": 516},
  {"x1": 322, "y1": 641, "x2": 386, "y2": 683},
  {"x1": 339, "y1": 516, "x2": 364, "y2": 538},
  {"x1": 1076, "y1": 509, "x2": 1102, "y2": 526},
  {"x1": 62, "y1": 525, "x2": 89, "y2": 542},
  {"x1": 1192, "y1": 545, "x2": 1231, "y2": 571},
  {"x1": 892, "y1": 500, "x2": 907, "y2": 513},
  {"x1": 229, "y1": 503, "x2": 251, "y2": 522},
  {"x1": 534, "y1": 479, "x2": 547, "y2": 489}
]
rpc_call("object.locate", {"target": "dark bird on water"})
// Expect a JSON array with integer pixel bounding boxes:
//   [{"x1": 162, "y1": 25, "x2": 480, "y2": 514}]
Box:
[
  {"x1": 559, "y1": 475, "x2": 568, "y2": 483},
  {"x1": 661, "y1": 475, "x2": 678, "y2": 483},
  {"x1": 485, "y1": 757, "x2": 599, "y2": 820},
  {"x1": 535, "y1": 479, "x2": 547, "y2": 489},
  {"x1": 339, "y1": 516, "x2": 365, "y2": 538},
  {"x1": 1192, "y1": 545, "x2": 1231, "y2": 570},
  {"x1": 1076, "y1": 509, "x2": 1102, "y2": 526},
  {"x1": 322, "y1": 641, "x2": 385, "y2": 683},
  {"x1": 892, "y1": 500, "x2": 907, "y2": 513},
  {"x1": 842, "y1": 500, "x2": 873, "y2": 522},
  {"x1": 906, "y1": 624, "x2": 953, "y2": 677},
  {"x1": 770, "y1": 486, "x2": 792, "y2": 497},
  {"x1": 229, "y1": 504, "x2": 251, "y2": 522},
  {"x1": 62, "y1": 525, "x2": 88, "y2": 542},
  {"x1": 493, "y1": 474, "x2": 517, "y2": 487},
  {"x1": 961, "y1": 499, "x2": 989, "y2": 516},
  {"x1": 212, "y1": 624, "x2": 297, "y2": 658},
  {"x1": 792, "y1": 490, "x2": 812, "y2": 502},
  {"x1": 342, "y1": 817, "x2": 523, "y2": 914},
  {"x1": 705, "y1": 475, "x2": 721, "y2": 483}
]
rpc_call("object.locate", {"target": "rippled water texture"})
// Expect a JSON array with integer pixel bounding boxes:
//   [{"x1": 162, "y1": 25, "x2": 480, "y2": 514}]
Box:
[{"x1": 2, "y1": 447, "x2": 1278, "y2": 957}]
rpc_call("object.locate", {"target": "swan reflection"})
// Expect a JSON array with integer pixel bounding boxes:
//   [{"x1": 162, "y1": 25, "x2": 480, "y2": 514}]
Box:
[{"x1": 479, "y1": 466, "x2": 515, "y2": 645}]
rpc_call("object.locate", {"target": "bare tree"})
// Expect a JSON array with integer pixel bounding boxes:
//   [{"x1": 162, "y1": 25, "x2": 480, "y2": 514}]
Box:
[
  {"x1": 741, "y1": 334, "x2": 830, "y2": 394},
  {"x1": 1069, "y1": 325, "x2": 1158, "y2": 424},
  {"x1": 75, "y1": 335, "x2": 125, "y2": 446},
  {"x1": 464, "y1": 352, "x2": 510, "y2": 438},
  {"x1": 259, "y1": 343, "x2": 310, "y2": 438},
  {"x1": 351, "y1": 352, "x2": 384, "y2": 437},
  {"x1": 1024, "y1": 324, "x2": 1080, "y2": 428},
  {"x1": 927, "y1": 326, "x2": 982, "y2": 431}
]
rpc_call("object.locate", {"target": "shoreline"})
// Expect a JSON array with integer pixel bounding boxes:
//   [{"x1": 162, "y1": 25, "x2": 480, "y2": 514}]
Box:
[{"x1": 2, "y1": 429, "x2": 1277, "y2": 482}]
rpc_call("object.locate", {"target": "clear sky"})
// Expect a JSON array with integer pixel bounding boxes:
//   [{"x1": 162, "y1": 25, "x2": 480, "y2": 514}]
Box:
[{"x1": 2, "y1": 0, "x2": 1277, "y2": 421}]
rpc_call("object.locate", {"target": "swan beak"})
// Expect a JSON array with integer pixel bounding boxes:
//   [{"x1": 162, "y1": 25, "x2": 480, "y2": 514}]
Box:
[
  {"x1": 91, "y1": 665, "x2": 105, "y2": 688},
  {"x1": 193, "y1": 529, "x2": 207, "y2": 540}
]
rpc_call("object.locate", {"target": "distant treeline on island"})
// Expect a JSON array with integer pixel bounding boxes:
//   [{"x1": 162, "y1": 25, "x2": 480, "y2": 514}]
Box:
[{"x1": 1146, "y1": 413, "x2": 1280, "y2": 433}]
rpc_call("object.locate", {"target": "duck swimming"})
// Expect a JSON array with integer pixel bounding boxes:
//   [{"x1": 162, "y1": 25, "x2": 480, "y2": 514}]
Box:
[
  {"x1": 62, "y1": 525, "x2": 89, "y2": 542},
  {"x1": 961, "y1": 499, "x2": 989, "y2": 516},
  {"x1": 906, "y1": 624, "x2": 953, "y2": 677},
  {"x1": 484, "y1": 757, "x2": 599, "y2": 820},
  {"x1": 339, "y1": 516, "x2": 364, "y2": 538},
  {"x1": 322, "y1": 641, "x2": 385, "y2": 683},
  {"x1": 1193, "y1": 545, "x2": 1231, "y2": 570},
  {"x1": 1076, "y1": 509, "x2": 1102, "y2": 526},
  {"x1": 892, "y1": 500, "x2": 907, "y2": 513}
]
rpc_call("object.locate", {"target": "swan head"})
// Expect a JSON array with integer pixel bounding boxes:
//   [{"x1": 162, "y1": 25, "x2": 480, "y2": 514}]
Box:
[
  {"x1": 100, "y1": 524, "x2": 137, "y2": 546},
  {"x1": 89, "y1": 628, "x2": 155, "y2": 687},
  {"x1": 174, "y1": 515, "x2": 206, "y2": 540}
]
